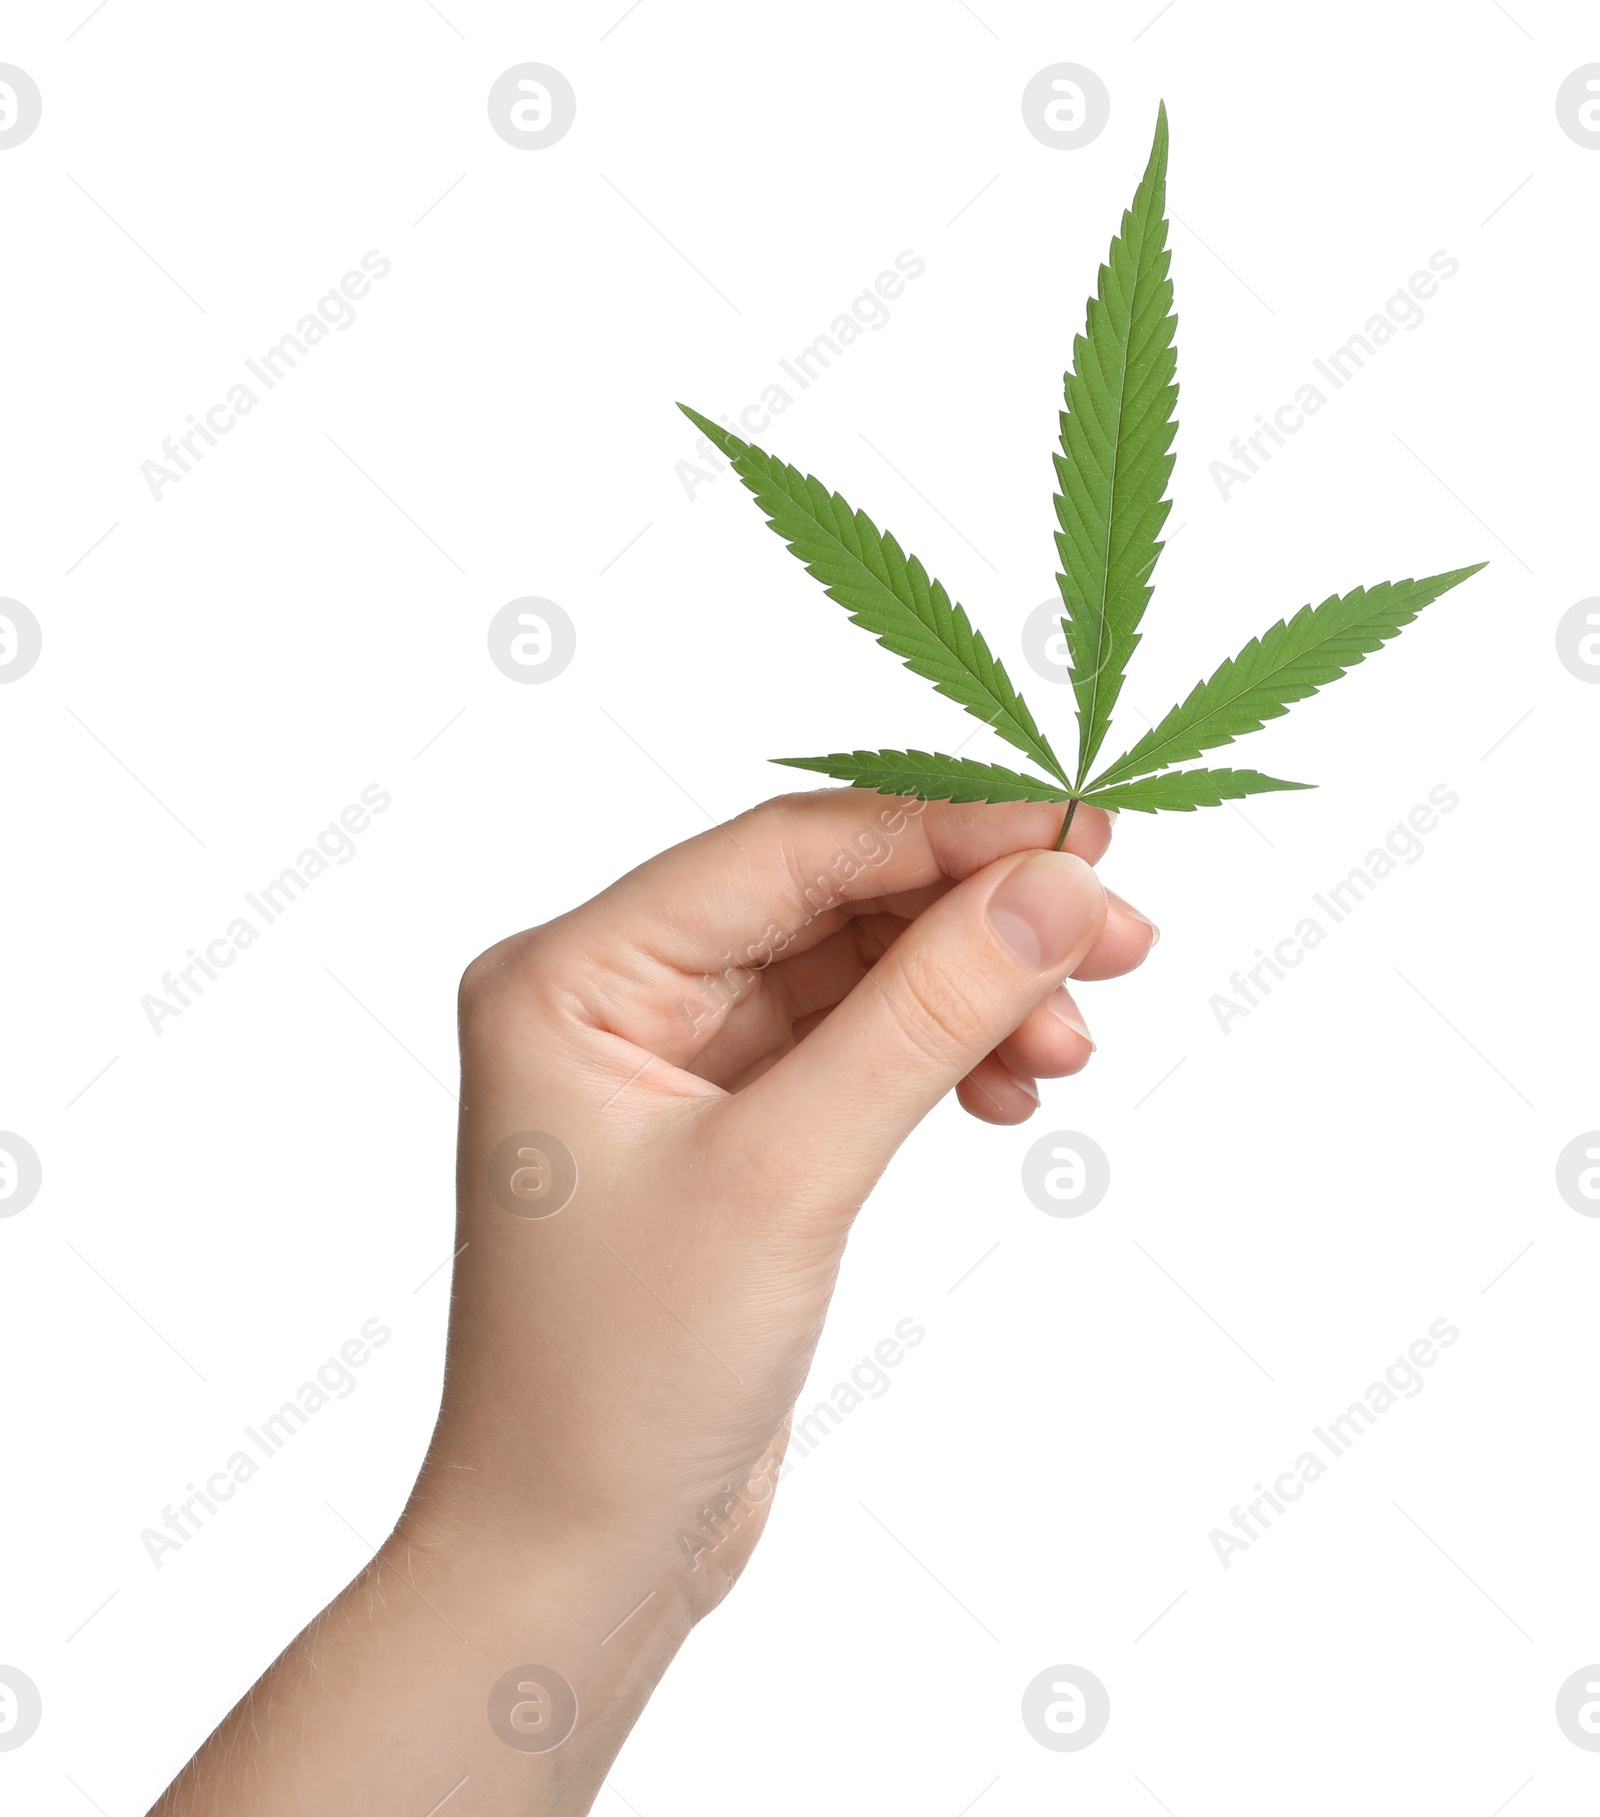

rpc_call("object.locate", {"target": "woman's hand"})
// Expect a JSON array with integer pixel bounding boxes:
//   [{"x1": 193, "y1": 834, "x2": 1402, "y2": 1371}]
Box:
[{"x1": 151, "y1": 789, "x2": 1157, "y2": 1817}]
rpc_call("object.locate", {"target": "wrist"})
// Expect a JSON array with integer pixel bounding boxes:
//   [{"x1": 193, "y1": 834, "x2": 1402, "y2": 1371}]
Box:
[
  {"x1": 386, "y1": 1484, "x2": 698, "y2": 1656},
  {"x1": 372, "y1": 1494, "x2": 695, "y2": 1792},
  {"x1": 395, "y1": 1420, "x2": 785, "y2": 1634}
]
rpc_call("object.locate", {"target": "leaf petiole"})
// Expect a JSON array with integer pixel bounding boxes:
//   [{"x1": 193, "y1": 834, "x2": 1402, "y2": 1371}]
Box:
[{"x1": 1053, "y1": 798, "x2": 1080, "y2": 852}]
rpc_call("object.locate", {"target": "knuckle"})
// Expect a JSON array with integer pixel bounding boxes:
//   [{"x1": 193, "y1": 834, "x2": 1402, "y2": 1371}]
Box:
[
  {"x1": 457, "y1": 927, "x2": 556, "y2": 1027},
  {"x1": 457, "y1": 943, "x2": 510, "y2": 1017},
  {"x1": 893, "y1": 948, "x2": 992, "y2": 1067}
]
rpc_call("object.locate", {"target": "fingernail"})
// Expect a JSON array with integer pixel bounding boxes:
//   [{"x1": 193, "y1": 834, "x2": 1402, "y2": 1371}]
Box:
[
  {"x1": 1002, "y1": 1064, "x2": 1041, "y2": 1106},
  {"x1": 988, "y1": 852, "x2": 1104, "y2": 970},
  {"x1": 1109, "y1": 889, "x2": 1161, "y2": 948},
  {"x1": 1044, "y1": 987, "x2": 1095, "y2": 1050}
]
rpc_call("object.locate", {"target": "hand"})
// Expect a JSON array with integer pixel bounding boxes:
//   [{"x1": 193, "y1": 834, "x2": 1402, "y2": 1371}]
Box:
[{"x1": 151, "y1": 789, "x2": 1157, "y2": 1817}]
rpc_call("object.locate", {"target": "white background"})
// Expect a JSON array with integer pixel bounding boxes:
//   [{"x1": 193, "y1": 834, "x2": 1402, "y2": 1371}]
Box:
[{"x1": 2, "y1": 1, "x2": 1597, "y2": 1811}]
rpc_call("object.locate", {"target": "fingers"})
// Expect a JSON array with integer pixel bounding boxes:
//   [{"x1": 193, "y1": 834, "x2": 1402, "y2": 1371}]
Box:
[
  {"x1": 1070, "y1": 889, "x2": 1159, "y2": 980},
  {"x1": 690, "y1": 886, "x2": 1150, "y2": 1092},
  {"x1": 684, "y1": 911, "x2": 898, "y2": 1085},
  {"x1": 554, "y1": 790, "x2": 1114, "y2": 984},
  {"x1": 718, "y1": 848, "x2": 1107, "y2": 1203},
  {"x1": 994, "y1": 985, "x2": 1095, "y2": 1080},
  {"x1": 969, "y1": 986, "x2": 1096, "y2": 1128},
  {"x1": 957, "y1": 1054, "x2": 1040, "y2": 1125}
]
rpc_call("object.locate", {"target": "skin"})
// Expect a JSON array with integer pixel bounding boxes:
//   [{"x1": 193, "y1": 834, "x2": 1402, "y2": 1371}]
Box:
[{"x1": 148, "y1": 789, "x2": 1156, "y2": 1817}]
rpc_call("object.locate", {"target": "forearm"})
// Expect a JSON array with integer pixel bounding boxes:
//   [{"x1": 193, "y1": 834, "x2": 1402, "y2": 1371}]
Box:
[{"x1": 148, "y1": 1499, "x2": 695, "y2": 1817}]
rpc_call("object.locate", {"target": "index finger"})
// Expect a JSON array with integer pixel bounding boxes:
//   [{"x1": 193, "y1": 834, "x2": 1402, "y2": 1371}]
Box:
[{"x1": 561, "y1": 789, "x2": 1113, "y2": 978}]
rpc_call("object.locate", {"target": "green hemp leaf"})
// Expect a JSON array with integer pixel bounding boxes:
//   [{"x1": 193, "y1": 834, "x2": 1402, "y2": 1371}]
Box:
[{"x1": 681, "y1": 103, "x2": 1485, "y2": 850}]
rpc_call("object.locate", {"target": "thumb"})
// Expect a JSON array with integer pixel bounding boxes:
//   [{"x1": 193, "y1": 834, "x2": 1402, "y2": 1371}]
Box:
[{"x1": 724, "y1": 849, "x2": 1106, "y2": 1196}]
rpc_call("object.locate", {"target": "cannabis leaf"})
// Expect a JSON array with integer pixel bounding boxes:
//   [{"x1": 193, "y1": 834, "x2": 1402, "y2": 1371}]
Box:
[
  {"x1": 774, "y1": 750, "x2": 1073, "y2": 805},
  {"x1": 677, "y1": 405, "x2": 1069, "y2": 786},
  {"x1": 1080, "y1": 767, "x2": 1310, "y2": 813},
  {"x1": 680, "y1": 104, "x2": 1486, "y2": 845},
  {"x1": 1084, "y1": 568, "x2": 1486, "y2": 790},
  {"x1": 1054, "y1": 98, "x2": 1177, "y2": 784}
]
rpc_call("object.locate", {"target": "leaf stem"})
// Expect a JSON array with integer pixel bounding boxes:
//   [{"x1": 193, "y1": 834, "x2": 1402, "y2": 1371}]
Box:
[{"x1": 1053, "y1": 797, "x2": 1081, "y2": 851}]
